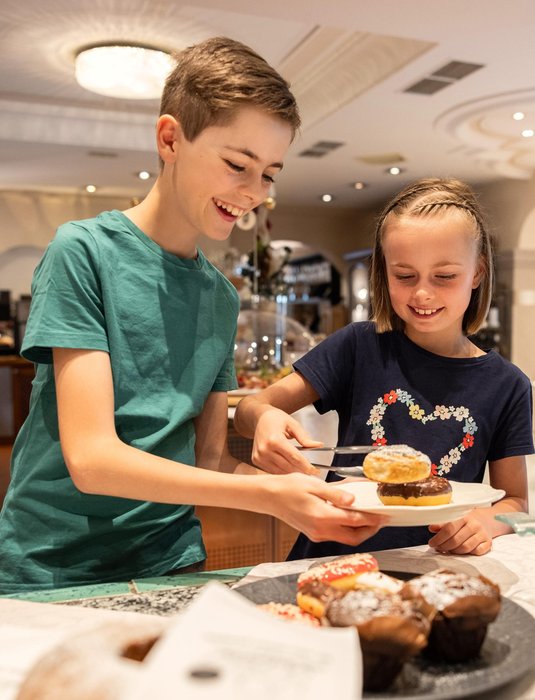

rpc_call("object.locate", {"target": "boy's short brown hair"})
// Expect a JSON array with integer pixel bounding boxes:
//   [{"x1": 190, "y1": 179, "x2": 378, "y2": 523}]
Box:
[
  {"x1": 160, "y1": 36, "x2": 300, "y2": 140},
  {"x1": 370, "y1": 177, "x2": 494, "y2": 335}
]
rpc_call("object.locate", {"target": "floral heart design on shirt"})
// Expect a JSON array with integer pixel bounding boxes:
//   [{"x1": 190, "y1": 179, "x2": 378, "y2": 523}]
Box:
[{"x1": 366, "y1": 388, "x2": 478, "y2": 476}]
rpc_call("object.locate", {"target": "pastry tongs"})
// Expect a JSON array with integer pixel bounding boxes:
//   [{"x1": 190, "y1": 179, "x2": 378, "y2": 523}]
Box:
[{"x1": 296, "y1": 445, "x2": 379, "y2": 476}]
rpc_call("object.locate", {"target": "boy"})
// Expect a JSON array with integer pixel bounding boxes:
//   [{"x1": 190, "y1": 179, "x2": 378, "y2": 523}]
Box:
[{"x1": 0, "y1": 37, "x2": 383, "y2": 594}]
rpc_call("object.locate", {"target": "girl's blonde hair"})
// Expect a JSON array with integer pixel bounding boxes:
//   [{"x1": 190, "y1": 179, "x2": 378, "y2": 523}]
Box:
[{"x1": 370, "y1": 178, "x2": 494, "y2": 335}]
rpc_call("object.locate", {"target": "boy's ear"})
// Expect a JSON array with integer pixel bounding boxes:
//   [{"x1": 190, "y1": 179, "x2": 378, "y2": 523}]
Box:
[{"x1": 156, "y1": 114, "x2": 183, "y2": 163}]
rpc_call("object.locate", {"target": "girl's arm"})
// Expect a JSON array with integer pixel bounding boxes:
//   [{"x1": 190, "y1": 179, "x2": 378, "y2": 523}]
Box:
[
  {"x1": 233, "y1": 371, "x2": 326, "y2": 474},
  {"x1": 427, "y1": 455, "x2": 529, "y2": 555},
  {"x1": 54, "y1": 347, "x2": 386, "y2": 545}
]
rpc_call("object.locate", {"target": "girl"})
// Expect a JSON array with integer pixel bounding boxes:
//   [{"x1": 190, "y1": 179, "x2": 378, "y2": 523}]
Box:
[{"x1": 235, "y1": 178, "x2": 533, "y2": 558}]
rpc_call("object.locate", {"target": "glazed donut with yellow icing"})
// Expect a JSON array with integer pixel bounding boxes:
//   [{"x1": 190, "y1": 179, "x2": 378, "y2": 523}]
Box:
[
  {"x1": 363, "y1": 444, "x2": 431, "y2": 483},
  {"x1": 377, "y1": 475, "x2": 452, "y2": 506}
]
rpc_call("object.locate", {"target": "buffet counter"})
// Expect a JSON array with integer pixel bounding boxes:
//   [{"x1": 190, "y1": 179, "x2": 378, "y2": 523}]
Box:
[{"x1": 1, "y1": 534, "x2": 534, "y2": 699}]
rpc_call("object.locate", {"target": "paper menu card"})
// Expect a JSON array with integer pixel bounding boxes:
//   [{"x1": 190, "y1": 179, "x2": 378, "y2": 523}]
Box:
[{"x1": 124, "y1": 581, "x2": 361, "y2": 700}]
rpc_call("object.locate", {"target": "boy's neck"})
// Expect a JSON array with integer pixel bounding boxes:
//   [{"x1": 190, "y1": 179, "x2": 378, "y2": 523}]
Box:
[{"x1": 122, "y1": 184, "x2": 198, "y2": 259}]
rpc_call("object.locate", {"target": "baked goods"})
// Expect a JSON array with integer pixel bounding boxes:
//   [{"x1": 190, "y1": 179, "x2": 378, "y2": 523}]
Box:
[
  {"x1": 377, "y1": 475, "x2": 452, "y2": 506},
  {"x1": 296, "y1": 553, "x2": 379, "y2": 618},
  {"x1": 16, "y1": 618, "x2": 168, "y2": 700},
  {"x1": 401, "y1": 568, "x2": 501, "y2": 662},
  {"x1": 258, "y1": 602, "x2": 320, "y2": 626},
  {"x1": 363, "y1": 444, "x2": 431, "y2": 483},
  {"x1": 326, "y1": 588, "x2": 434, "y2": 691}
]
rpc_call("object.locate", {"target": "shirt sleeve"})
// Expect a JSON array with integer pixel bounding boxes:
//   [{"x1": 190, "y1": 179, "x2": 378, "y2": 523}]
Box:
[
  {"x1": 21, "y1": 222, "x2": 109, "y2": 364},
  {"x1": 487, "y1": 372, "x2": 535, "y2": 461},
  {"x1": 211, "y1": 324, "x2": 238, "y2": 392},
  {"x1": 293, "y1": 323, "x2": 357, "y2": 414}
]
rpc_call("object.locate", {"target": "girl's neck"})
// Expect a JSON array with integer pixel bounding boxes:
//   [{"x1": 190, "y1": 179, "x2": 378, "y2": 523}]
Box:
[{"x1": 404, "y1": 328, "x2": 486, "y2": 359}]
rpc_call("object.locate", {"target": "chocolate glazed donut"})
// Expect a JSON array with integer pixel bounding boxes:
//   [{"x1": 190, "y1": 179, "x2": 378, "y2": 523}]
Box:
[{"x1": 377, "y1": 476, "x2": 452, "y2": 506}]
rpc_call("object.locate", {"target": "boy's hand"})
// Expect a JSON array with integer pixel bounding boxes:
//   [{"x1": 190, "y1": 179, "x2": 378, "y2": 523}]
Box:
[
  {"x1": 428, "y1": 511, "x2": 493, "y2": 556},
  {"x1": 251, "y1": 407, "x2": 323, "y2": 476},
  {"x1": 267, "y1": 472, "x2": 388, "y2": 546}
]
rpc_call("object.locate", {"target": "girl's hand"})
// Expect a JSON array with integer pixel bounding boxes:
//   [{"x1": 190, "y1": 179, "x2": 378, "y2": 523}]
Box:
[
  {"x1": 267, "y1": 472, "x2": 388, "y2": 546},
  {"x1": 428, "y1": 510, "x2": 493, "y2": 556},
  {"x1": 251, "y1": 407, "x2": 323, "y2": 476}
]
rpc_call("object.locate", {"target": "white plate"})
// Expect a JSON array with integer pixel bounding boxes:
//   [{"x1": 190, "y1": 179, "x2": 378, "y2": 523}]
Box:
[{"x1": 334, "y1": 480, "x2": 506, "y2": 527}]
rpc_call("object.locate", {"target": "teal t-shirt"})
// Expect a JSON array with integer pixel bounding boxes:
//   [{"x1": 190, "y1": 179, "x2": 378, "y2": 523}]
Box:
[{"x1": 0, "y1": 210, "x2": 239, "y2": 593}]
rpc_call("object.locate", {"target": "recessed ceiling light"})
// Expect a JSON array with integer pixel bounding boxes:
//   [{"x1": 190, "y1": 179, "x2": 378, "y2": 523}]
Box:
[
  {"x1": 85, "y1": 184, "x2": 97, "y2": 193},
  {"x1": 75, "y1": 44, "x2": 175, "y2": 100},
  {"x1": 513, "y1": 112, "x2": 525, "y2": 121},
  {"x1": 387, "y1": 166, "x2": 403, "y2": 175},
  {"x1": 521, "y1": 128, "x2": 534, "y2": 138},
  {"x1": 352, "y1": 181, "x2": 367, "y2": 190},
  {"x1": 137, "y1": 170, "x2": 152, "y2": 180},
  {"x1": 321, "y1": 194, "x2": 334, "y2": 203}
]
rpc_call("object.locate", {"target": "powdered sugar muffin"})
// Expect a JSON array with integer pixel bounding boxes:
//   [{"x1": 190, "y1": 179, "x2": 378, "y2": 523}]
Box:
[
  {"x1": 326, "y1": 587, "x2": 434, "y2": 691},
  {"x1": 402, "y1": 567, "x2": 501, "y2": 662}
]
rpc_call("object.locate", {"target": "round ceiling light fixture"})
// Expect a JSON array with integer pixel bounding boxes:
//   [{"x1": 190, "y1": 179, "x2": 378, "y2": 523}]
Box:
[{"x1": 75, "y1": 44, "x2": 175, "y2": 99}]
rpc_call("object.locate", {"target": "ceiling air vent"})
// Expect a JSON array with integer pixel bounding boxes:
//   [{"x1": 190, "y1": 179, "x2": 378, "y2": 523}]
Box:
[
  {"x1": 358, "y1": 152, "x2": 405, "y2": 166},
  {"x1": 87, "y1": 150, "x2": 118, "y2": 158},
  {"x1": 431, "y1": 61, "x2": 483, "y2": 81},
  {"x1": 299, "y1": 140, "x2": 345, "y2": 157},
  {"x1": 404, "y1": 60, "x2": 484, "y2": 95}
]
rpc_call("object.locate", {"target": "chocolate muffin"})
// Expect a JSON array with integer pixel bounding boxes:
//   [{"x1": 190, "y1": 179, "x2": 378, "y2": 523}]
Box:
[
  {"x1": 326, "y1": 588, "x2": 433, "y2": 691},
  {"x1": 402, "y1": 568, "x2": 501, "y2": 662}
]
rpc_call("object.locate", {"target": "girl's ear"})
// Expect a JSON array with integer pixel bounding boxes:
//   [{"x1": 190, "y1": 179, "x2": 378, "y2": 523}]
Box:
[
  {"x1": 472, "y1": 257, "x2": 486, "y2": 289},
  {"x1": 156, "y1": 115, "x2": 182, "y2": 163}
]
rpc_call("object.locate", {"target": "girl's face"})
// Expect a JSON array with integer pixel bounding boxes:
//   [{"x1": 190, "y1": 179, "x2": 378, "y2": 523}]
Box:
[{"x1": 382, "y1": 211, "x2": 484, "y2": 345}]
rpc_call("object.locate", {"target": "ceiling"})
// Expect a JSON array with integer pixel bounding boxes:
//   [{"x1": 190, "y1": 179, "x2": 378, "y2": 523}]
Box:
[{"x1": 2, "y1": 0, "x2": 535, "y2": 210}]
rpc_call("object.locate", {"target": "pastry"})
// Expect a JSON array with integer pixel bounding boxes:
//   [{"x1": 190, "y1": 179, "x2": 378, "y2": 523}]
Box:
[
  {"x1": 326, "y1": 587, "x2": 433, "y2": 691},
  {"x1": 296, "y1": 553, "x2": 379, "y2": 618},
  {"x1": 401, "y1": 567, "x2": 501, "y2": 662},
  {"x1": 16, "y1": 618, "x2": 167, "y2": 700},
  {"x1": 363, "y1": 444, "x2": 431, "y2": 483},
  {"x1": 377, "y1": 475, "x2": 452, "y2": 506},
  {"x1": 258, "y1": 602, "x2": 320, "y2": 626}
]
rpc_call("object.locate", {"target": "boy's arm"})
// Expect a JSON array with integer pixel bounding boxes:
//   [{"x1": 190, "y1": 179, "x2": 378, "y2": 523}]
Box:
[
  {"x1": 193, "y1": 391, "x2": 260, "y2": 475},
  {"x1": 53, "y1": 347, "x2": 387, "y2": 544}
]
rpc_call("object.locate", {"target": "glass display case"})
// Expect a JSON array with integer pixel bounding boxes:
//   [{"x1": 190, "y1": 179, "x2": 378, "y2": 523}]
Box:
[{"x1": 234, "y1": 309, "x2": 315, "y2": 389}]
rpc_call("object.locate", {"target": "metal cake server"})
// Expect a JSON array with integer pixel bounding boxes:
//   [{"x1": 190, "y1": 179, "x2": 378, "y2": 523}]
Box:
[
  {"x1": 296, "y1": 445, "x2": 378, "y2": 454},
  {"x1": 297, "y1": 445, "x2": 378, "y2": 476}
]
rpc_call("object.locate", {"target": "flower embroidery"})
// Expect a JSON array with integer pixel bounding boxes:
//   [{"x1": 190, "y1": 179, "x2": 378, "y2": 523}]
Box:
[
  {"x1": 462, "y1": 433, "x2": 475, "y2": 449},
  {"x1": 384, "y1": 390, "x2": 397, "y2": 404},
  {"x1": 366, "y1": 388, "x2": 477, "y2": 476},
  {"x1": 453, "y1": 406, "x2": 470, "y2": 422},
  {"x1": 409, "y1": 404, "x2": 425, "y2": 420},
  {"x1": 434, "y1": 405, "x2": 452, "y2": 420}
]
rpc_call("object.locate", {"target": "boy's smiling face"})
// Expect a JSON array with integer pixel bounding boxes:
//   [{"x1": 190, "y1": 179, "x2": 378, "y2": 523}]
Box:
[{"x1": 162, "y1": 106, "x2": 293, "y2": 244}]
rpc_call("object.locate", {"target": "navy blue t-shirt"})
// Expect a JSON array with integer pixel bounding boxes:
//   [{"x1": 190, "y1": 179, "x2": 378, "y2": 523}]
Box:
[{"x1": 288, "y1": 322, "x2": 534, "y2": 559}]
